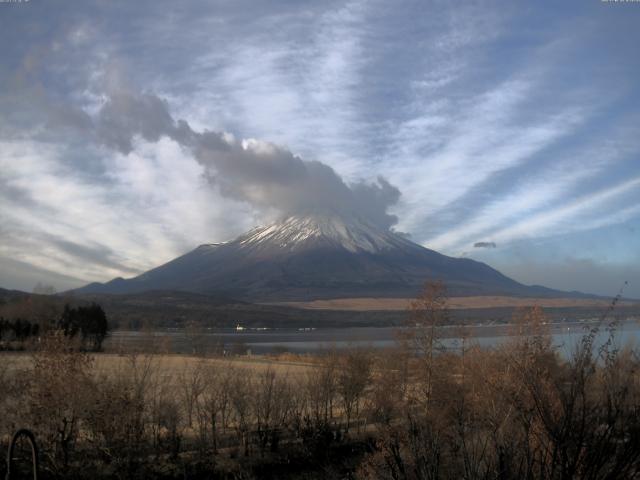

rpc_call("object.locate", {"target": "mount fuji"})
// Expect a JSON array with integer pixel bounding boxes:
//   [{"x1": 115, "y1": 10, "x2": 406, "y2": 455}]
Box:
[{"x1": 76, "y1": 213, "x2": 569, "y2": 301}]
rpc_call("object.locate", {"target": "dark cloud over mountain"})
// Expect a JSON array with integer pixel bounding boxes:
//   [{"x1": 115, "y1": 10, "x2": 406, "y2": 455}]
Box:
[
  {"x1": 86, "y1": 89, "x2": 401, "y2": 229},
  {"x1": 474, "y1": 241, "x2": 497, "y2": 249}
]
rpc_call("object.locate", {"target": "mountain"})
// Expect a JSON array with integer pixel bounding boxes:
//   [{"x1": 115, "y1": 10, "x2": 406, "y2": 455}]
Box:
[{"x1": 75, "y1": 213, "x2": 577, "y2": 301}]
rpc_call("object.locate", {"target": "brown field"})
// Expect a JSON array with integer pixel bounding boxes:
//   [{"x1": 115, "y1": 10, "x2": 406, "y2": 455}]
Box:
[
  {"x1": 268, "y1": 295, "x2": 639, "y2": 311},
  {"x1": 0, "y1": 351, "x2": 317, "y2": 379}
]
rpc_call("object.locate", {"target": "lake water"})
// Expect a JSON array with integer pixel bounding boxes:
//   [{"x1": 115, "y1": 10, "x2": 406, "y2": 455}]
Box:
[{"x1": 106, "y1": 318, "x2": 640, "y2": 357}]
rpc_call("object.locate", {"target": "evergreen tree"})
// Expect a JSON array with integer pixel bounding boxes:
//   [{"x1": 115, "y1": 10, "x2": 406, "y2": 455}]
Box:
[{"x1": 58, "y1": 303, "x2": 109, "y2": 351}]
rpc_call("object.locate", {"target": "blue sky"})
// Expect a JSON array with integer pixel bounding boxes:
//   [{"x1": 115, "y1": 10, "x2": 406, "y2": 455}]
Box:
[{"x1": 0, "y1": 0, "x2": 639, "y2": 297}]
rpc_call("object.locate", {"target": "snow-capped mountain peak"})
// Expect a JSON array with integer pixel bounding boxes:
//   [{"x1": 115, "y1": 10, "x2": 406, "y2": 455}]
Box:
[{"x1": 236, "y1": 213, "x2": 407, "y2": 253}]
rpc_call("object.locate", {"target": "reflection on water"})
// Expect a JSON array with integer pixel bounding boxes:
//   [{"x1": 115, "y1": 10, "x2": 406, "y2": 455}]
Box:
[{"x1": 106, "y1": 319, "x2": 640, "y2": 357}]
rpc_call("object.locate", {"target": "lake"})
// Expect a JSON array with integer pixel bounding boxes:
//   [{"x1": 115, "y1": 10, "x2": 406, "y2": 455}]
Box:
[{"x1": 106, "y1": 317, "x2": 640, "y2": 357}]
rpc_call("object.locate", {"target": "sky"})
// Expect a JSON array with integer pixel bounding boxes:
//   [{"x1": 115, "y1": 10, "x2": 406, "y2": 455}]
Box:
[{"x1": 0, "y1": 0, "x2": 639, "y2": 298}]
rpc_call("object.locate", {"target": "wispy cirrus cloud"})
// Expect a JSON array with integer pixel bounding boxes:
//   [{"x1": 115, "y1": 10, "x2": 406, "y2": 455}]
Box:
[
  {"x1": 0, "y1": 138, "x2": 253, "y2": 283},
  {"x1": 425, "y1": 118, "x2": 640, "y2": 252},
  {"x1": 491, "y1": 176, "x2": 640, "y2": 244}
]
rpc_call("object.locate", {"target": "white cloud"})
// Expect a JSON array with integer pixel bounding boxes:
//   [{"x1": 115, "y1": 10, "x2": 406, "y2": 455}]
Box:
[{"x1": 0, "y1": 138, "x2": 252, "y2": 286}]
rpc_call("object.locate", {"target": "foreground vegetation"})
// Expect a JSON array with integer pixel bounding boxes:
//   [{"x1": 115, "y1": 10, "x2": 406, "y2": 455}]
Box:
[{"x1": 1, "y1": 284, "x2": 640, "y2": 479}]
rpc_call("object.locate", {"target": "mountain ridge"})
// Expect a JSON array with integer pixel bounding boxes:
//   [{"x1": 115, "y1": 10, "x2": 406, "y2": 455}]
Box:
[{"x1": 74, "y1": 213, "x2": 592, "y2": 301}]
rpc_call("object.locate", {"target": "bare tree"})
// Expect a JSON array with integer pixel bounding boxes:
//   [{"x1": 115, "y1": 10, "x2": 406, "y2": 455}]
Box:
[
  {"x1": 229, "y1": 371, "x2": 253, "y2": 456},
  {"x1": 27, "y1": 332, "x2": 94, "y2": 474},
  {"x1": 179, "y1": 360, "x2": 205, "y2": 428},
  {"x1": 366, "y1": 347, "x2": 409, "y2": 427},
  {"x1": 337, "y1": 348, "x2": 372, "y2": 432},
  {"x1": 252, "y1": 367, "x2": 293, "y2": 455},
  {"x1": 306, "y1": 351, "x2": 338, "y2": 426},
  {"x1": 406, "y1": 281, "x2": 449, "y2": 413},
  {"x1": 85, "y1": 351, "x2": 159, "y2": 477},
  {"x1": 198, "y1": 362, "x2": 234, "y2": 453}
]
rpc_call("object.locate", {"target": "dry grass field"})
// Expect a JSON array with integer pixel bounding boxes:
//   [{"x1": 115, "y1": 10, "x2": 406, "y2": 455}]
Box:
[
  {"x1": 0, "y1": 350, "x2": 317, "y2": 378},
  {"x1": 268, "y1": 295, "x2": 640, "y2": 311}
]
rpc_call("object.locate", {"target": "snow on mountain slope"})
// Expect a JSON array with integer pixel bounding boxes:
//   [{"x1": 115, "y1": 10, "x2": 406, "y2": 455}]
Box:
[{"x1": 235, "y1": 213, "x2": 411, "y2": 254}]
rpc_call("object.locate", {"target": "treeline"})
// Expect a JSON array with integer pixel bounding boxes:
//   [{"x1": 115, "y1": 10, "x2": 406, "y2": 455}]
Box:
[
  {"x1": 0, "y1": 318, "x2": 40, "y2": 341},
  {"x1": 0, "y1": 302, "x2": 109, "y2": 351},
  {"x1": 1, "y1": 284, "x2": 640, "y2": 479}
]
